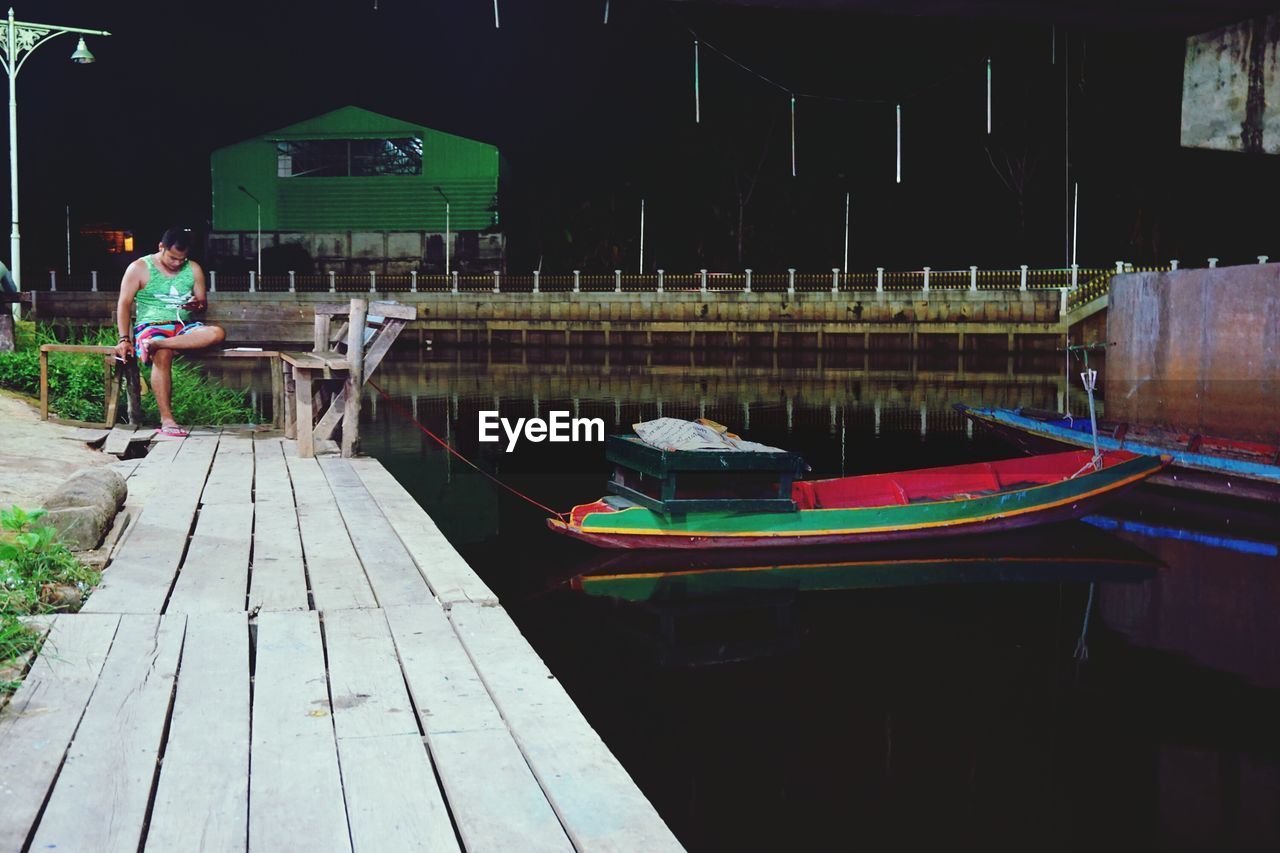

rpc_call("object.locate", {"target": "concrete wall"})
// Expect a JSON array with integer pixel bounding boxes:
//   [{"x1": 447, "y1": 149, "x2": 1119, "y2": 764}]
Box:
[
  {"x1": 1107, "y1": 264, "x2": 1280, "y2": 442},
  {"x1": 29, "y1": 289, "x2": 1067, "y2": 351},
  {"x1": 1181, "y1": 15, "x2": 1280, "y2": 154}
]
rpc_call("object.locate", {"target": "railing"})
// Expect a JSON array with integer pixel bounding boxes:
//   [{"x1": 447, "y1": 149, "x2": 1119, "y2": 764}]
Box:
[{"x1": 33, "y1": 258, "x2": 1257, "y2": 297}]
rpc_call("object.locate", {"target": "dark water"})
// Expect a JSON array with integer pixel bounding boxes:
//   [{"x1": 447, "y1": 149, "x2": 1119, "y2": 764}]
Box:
[{"x1": 220, "y1": 349, "x2": 1280, "y2": 852}]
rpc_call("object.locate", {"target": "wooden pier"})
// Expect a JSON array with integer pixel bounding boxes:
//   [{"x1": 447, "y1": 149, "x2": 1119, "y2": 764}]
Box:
[{"x1": 0, "y1": 430, "x2": 682, "y2": 852}]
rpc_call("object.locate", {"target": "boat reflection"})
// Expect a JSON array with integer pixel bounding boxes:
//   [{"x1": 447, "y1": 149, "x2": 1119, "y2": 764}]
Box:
[{"x1": 568, "y1": 524, "x2": 1161, "y2": 603}]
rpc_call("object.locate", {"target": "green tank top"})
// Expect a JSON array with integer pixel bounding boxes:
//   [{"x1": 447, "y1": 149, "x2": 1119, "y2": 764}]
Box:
[{"x1": 134, "y1": 255, "x2": 196, "y2": 325}]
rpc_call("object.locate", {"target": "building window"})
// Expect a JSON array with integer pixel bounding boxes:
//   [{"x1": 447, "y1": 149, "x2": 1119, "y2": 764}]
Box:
[{"x1": 275, "y1": 137, "x2": 423, "y2": 178}]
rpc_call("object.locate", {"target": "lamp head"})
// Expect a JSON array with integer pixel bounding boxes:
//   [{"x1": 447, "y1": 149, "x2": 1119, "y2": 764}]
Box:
[{"x1": 70, "y1": 38, "x2": 95, "y2": 64}]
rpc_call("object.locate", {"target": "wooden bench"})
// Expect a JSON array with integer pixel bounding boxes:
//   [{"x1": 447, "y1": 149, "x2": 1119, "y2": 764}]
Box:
[
  {"x1": 38, "y1": 344, "x2": 284, "y2": 429},
  {"x1": 282, "y1": 299, "x2": 414, "y2": 459}
]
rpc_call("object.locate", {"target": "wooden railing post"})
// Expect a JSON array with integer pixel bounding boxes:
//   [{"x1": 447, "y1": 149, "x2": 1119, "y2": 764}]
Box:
[
  {"x1": 1071, "y1": 263, "x2": 1079, "y2": 288},
  {"x1": 787, "y1": 268, "x2": 795, "y2": 296},
  {"x1": 922, "y1": 266, "x2": 931, "y2": 294},
  {"x1": 657, "y1": 269, "x2": 664, "y2": 293},
  {"x1": 209, "y1": 270, "x2": 217, "y2": 292},
  {"x1": 614, "y1": 270, "x2": 622, "y2": 293},
  {"x1": 49, "y1": 270, "x2": 56, "y2": 291},
  {"x1": 342, "y1": 298, "x2": 367, "y2": 458},
  {"x1": 288, "y1": 271, "x2": 296, "y2": 293},
  {"x1": 744, "y1": 269, "x2": 752, "y2": 293},
  {"x1": 876, "y1": 267, "x2": 884, "y2": 293},
  {"x1": 369, "y1": 271, "x2": 377, "y2": 293},
  {"x1": 328, "y1": 270, "x2": 336, "y2": 292},
  {"x1": 700, "y1": 269, "x2": 708, "y2": 293},
  {"x1": 1019, "y1": 265, "x2": 1028, "y2": 291},
  {"x1": 532, "y1": 270, "x2": 540, "y2": 293},
  {"x1": 831, "y1": 268, "x2": 840, "y2": 294},
  {"x1": 410, "y1": 270, "x2": 418, "y2": 292},
  {"x1": 969, "y1": 265, "x2": 977, "y2": 292},
  {"x1": 493, "y1": 271, "x2": 501, "y2": 293},
  {"x1": 91, "y1": 271, "x2": 98, "y2": 292},
  {"x1": 572, "y1": 270, "x2": 580, "y2": 293},
  {"x1": 451, "y1": 270, "x2": 459, "y2": 293},
  {"x1": 249, "y1": 271, "x2": 256, "y2": 293}
]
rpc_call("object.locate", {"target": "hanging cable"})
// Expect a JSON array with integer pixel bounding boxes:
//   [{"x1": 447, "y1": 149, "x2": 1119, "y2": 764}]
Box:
[
  {"x1": 365, "y1": 379, "x2": 566, "y2": 520},
  {"x1": 790, "y1": 96, "x2": 797, "y2": 177},
  {"x1": 694, "y1": 39, "x2": 701, "y2": 123}
]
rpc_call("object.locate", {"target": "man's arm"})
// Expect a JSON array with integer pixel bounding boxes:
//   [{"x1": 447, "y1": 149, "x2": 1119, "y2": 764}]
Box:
[
  {"x1": 184, "y1": 261, "x2": 208, "y2": 311},
  {"x1": 114, "y1": 264, "x2": 143, "y2": 358}
]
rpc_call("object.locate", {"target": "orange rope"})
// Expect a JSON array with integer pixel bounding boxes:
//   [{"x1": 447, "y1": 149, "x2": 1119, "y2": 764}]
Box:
[{"x1": 366, "y1": 379, "x2": 566, "y2": 520}]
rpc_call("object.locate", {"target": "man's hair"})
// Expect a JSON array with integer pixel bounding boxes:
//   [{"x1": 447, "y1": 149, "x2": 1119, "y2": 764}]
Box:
[{"x1": 160, "y1": 226, "x2": 194, "y2": 251}]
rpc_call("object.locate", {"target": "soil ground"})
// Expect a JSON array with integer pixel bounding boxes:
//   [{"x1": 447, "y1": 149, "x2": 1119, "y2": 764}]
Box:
[{"x1": 0, "y1": 390, "x2": 111, "y2": 512}]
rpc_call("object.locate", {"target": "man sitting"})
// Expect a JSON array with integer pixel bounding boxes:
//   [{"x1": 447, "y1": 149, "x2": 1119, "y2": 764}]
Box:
[{"x1": 112, "y1": 226, "x2": 226, "y2": 437}]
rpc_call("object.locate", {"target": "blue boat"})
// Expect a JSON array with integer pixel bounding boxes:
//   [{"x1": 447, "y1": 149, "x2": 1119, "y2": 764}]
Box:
[{"x1": 956, "y1": 405, "x2": 1280, "y2": 503}]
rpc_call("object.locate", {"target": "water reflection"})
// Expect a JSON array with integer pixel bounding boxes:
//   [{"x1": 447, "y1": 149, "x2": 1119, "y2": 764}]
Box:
[{"x1": 206, "y1": 347, "x2": 1280, "y2": 851}]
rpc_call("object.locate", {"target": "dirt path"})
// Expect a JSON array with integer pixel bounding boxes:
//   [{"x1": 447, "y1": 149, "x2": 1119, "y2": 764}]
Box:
[{"x1": 0, "y1": 390, "x2": 111, "y2": 511}]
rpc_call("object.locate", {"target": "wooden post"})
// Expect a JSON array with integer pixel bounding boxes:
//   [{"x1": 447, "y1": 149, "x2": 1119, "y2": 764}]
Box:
[
  {"x1": 125, "y1": 362, "x2": 143, "y2": 425},
  {"x1": 1019, "y1": 264, "x2": 1028, "y2": 291},
  {"x1": 314, "y1": 313, "x2": 332, "y2": 353},
  {"x1": 533, "y1": 270, "x2": 540, "y2": 293},
  {"x1": 832, "y1": 268, "x2": 840, "y2": 294},
  {"x1": 493, "y1": 271, "x2": 501, "y2": 293},
  {"x1": 922, "y1": 266, "x2": 930, "y2": 294},
  {"x1": 49, "y1": 270, "x2": 56, "y2": 291},
  {"x1": 209, "y1": 270, "x2": 217, "y2": 292},
  {"x1": 342, "y1": 298, "x2": 367, "y2": 458},
  {"x1": 249, "y1": 271, "x2": 256, "y2": 293},
  {"x1": 269, "y1": 357, "x2": 284, "y2": 429},
  {"x1": 91, "y1": 271, "x2": 98, "y2": 292},
  {"x1": 329, "y1": 270, "x2": 337, "y2": 292},
  {"x1": 657, "y1": 269, "x2": 664, "y2": 293},
  {"x1": 288, "y1": 271, "x2": 296, "y2": 292},
  {"x1": 614, "y1": 270, "x2": 622, "y2": 293},
  {"x1": 283, "y1": 364, "x2": 297, "y2": 439},
  {"x1": 572, "y1": 270, "x2": 580, "y2": 293},
  {"x1": 744, "y1": 269, "x2": 752, "y2": 293},
  {"x1": 787, "y1": 268, "x2": 795, "y2": 296},
  {"x1": 969, "y1": 265, "x2": 978, "y2": 292},
  {"x1": 410, "y1": 270, "x2": 418, "y2": 292},
  {"x1": 296, "y1": 369, "x2": 314, "y2": 457},
  {"x1": 39, "y1": 347, "x2": 48, "y2": 420},
  {"x1": 369, "y1": 271, "x2": 377, "y2": 293},
  {"x1": 700, "y1": 269, "x2": 708, "y2": 293},
  {"x1": 876, "y1": 267, "x2": 884, "y2": 293}
]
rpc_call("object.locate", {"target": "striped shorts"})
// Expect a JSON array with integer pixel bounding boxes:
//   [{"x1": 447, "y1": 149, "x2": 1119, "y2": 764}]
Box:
[{"x1": 133, "y1": 320, "x2": 205, "y2": 360}]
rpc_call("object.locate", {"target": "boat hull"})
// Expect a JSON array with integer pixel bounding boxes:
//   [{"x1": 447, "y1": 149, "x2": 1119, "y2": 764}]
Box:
[
  {"x1": 960, "y1": 406, "x2": 1280, "y2": 503},
  {"x1": 549, "y1": 452, "x2": 1166, "y2": 550}
]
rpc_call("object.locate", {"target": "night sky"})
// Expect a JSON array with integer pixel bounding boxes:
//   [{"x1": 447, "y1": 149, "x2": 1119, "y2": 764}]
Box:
[{"x1": 11, "y1": 0, "x2": 1280, "y2": 276}]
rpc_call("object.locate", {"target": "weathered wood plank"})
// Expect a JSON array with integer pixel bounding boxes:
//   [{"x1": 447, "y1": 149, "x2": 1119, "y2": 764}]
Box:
[
  {"x1": 145, "y1": 613, "x2": 250, "y2": 852},
  {"x1": 250, "y1": 439, "x2": 309, "y2": 611},
  {"x1": 349, "y1": 459, "x2": 498, "y2": 605},
  {"x1": 166, "y1": 502, "x2": 253, "y2": 614},
  {"x1": 104, "y1": 424, "x2": 140, "y2": 456},
  {"x1": 285, "y1": 456, "x2": 377, "y2": 610},
  {"x1": 200, "y1": 434, "x2": 255, "y2": 506},
  {"x1": 336, "y1": 734, "x2": 461, "y2": 853},
  {"x1": 318, "y1": 459, "x2": 434, "y2": 607},
  {"x1": 119, "y1": 433, "x2": 185, "y2": 511},
  {"x1": 323, "y1": 609, "x2": 457, "y2": 852},
  {"x1": 0, "y1": 614, "x2": 122, "y2": 852},
  {"x1": 82, "y1": 437, "x2": 218, "y2": 614},
  {"x1": 450, "y1": 602, "x2": 683, "y2": 853},
  {"x1": 250, "y1": 611, "x2": 351, "y2": 852},
  {"x1": 383, "y1": 605, "x2": 571, "y2": 852},
  {"x1": 30, "y1": 614, "x2": 186, "y2": 853}
]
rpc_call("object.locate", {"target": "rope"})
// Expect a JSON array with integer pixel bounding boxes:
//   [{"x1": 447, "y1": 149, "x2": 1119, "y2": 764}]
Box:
[
  {"x1": 1073, "y1": 582, "x2": 1095, "y2": 662},
  {"x1": 365, "y1": 379, "x2": 567, "y2": 520}
]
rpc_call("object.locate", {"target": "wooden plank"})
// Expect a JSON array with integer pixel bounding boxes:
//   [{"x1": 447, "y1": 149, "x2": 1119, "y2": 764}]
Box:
[
  {"x1": 250, "y1": 438, "x2": 309, "y2": 612},
  {"x1": 0, "y1": 614, "x2": 122, "y2": 852},
  {"x1": 200, "y1": 434, "x2": 255, "y2": 506},
  {"x1": 82, "y1": 436, "x2": 218, "y2": 614},
  {"x1": 450, "y1": 602, "x2": 683, "y2": 852},
  {"x1": 285, "y1": 455, "x2": 377, "y2": 610},
  {"x1": 349, "y1": 459, "x2": 497, "y2": 605},
  {"x1": 30, "y1": 615, "x2": 186, "y2": 853},
  {"x1": 250, "y1": 611, "x2": 351, "y2": 852},
  {"x1": 281, "y1": 350, "x2": 349, "y2": 370},
  {"x1": 166, "y1": 502, "x2": 253, "y2": 614},
  {"x1": 340, "y1": 299, "x2": 366, "y2": 458},
  {"x1": 337, "y1": 734, "x2": 461, "y2": 853},
  {"x1": 297, "y1": 369, "x2": 315, "y2": 458},
  {"x1": 383, "y1": 605, "x2": 571, "y2": 852},
  {"x1": 323, "y1": 609, "x2": 458, "y2": 853},
  {"x1": 318, "y1": 459, "x2": 434, "y2": 607},
  {"x1": 145, "y1": 613, "x2": 250, "y2": 852},
  {"x1": 67, "y1": 426, "x2": 111, "y2": 446},
  {"x1": 315, "y1": 300, "x2": 416, "y2": 320},
  {"x1": 104, "y1": 424, "x2": 140, "y2": 456}
]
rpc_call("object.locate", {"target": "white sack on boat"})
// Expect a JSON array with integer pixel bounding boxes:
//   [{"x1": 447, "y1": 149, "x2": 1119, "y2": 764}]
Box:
[{"x1": 633, "y1": 417, "x2": 783, "y2": 453}]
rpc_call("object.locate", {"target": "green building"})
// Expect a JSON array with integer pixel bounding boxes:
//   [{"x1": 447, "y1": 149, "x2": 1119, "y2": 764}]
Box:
[{"x1": 209, "y1": 105, "x2": 502, "y2": 274}]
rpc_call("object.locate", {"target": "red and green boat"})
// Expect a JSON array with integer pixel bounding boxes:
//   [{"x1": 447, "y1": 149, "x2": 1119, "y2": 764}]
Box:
[{"x1": 548, "y1": 436, "x2": 1170, "y2": 550}]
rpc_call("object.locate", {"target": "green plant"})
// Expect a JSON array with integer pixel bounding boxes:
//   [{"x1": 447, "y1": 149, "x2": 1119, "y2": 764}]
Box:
[{"x1": 0, "y1": 506, "x2": 98, "y2": 695}]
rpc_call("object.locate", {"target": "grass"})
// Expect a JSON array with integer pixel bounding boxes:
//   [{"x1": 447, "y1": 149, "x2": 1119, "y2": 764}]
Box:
[
  {"x1": 0, "y1": 506, "x2": 101, "y2": 695},
  {"x1": 0, "y1": 321, "x2": 254, "y2": 425}
]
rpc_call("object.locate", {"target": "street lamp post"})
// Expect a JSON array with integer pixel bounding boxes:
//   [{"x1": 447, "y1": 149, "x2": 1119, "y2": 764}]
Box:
[
  {"x1": 237, "y1": 185, "x2": 261, "y2": 278},
  {"x1": 434, "y1": 186, "x2": 450, "y2": 275},
  {"x1": 1, "y1": 8, "x2": 109, "y2": 316}
]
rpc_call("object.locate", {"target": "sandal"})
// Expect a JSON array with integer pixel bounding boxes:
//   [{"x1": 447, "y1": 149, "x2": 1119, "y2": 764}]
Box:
[{"x1": 157, "y1": 425, "x2": 189, "y2": 437}]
